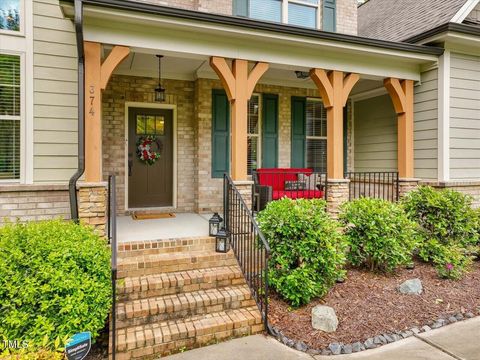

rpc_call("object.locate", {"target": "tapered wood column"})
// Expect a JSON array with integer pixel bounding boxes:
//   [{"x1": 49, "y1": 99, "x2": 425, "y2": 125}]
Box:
[
  {"x1": 310, "y1": 69, "x2": 359, "y2": 179},
  {"x1": 384, "y1": 78, "x2": 414, "y2": 179},
  {"x1": 210, "y1": 57, "x2": 269, "y2": 181},
  {"x1": 84, "y1": 42, "x2": 129, "y2": 182}
]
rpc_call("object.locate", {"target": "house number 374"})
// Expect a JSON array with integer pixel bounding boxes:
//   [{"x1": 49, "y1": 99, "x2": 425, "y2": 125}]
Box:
[{"x1": 89, "y1": 85, "x2": 95, "y2": 116}]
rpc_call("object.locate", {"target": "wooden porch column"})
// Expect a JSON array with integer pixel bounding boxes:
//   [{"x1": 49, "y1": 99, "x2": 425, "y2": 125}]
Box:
[
  {"x1": 310, "y1": 69, "x2": 359, "y2": 179},
  {"x1": 84, "y1": 42, "x2": 129, "y2": 182},
  {"x1": 384, "y1": 78, "x2": 414, "y2": 179},
  {"x1": 210, "y1": 57, "x2": 269, "y2": 181}
]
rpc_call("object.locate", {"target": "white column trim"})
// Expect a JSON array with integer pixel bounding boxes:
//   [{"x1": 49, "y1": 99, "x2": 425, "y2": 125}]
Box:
[
  {"x1": 438, "y1": 49, "x2": 451, "y2": 182},
  {"x1": 25, "y1": 0, "x2": 34, "y2": 184},
  {"x1": 451, "y1": 0, "x2": 480, "y2": 23}
]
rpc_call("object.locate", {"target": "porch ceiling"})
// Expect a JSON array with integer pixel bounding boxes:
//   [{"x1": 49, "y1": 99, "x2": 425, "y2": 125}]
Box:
[
  {"x1": 112, "y1": 50, "x2": 389, "y2": 94},
  {"x1": 61, "y1": 1, "x2": 441, "y2": 81}
]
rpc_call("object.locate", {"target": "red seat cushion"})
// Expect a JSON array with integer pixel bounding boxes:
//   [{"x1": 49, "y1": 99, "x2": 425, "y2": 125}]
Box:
[
  {"x1": 272, "y1": 190, "x2": 324, "y2": 200},
  {"x1": 257, "y1": 168, "x2": 313, "y2": 191}
]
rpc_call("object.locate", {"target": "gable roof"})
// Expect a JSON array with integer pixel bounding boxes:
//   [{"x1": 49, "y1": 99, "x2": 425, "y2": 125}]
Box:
[{"x1": 358, "y1": 0, "x2": 470, "y2": 42}]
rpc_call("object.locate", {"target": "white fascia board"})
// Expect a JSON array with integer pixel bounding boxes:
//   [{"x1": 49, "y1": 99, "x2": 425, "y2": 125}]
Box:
[
  {"x1": 80, "y1": 6, "x2": 437, "y2": 81},
  {"x1": 451, "y1": 0, "x2": 480, "y2": 23}
]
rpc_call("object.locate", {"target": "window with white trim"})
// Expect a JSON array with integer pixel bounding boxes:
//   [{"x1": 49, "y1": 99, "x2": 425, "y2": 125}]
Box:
[
  {"x1": 306, "y1": 98, "x2": 327, "y2": 172},
  {"x1": 247, "y1": 94, "x2": 261, "y2": 175},
  {"x1": 235, "y1": 0, "x2": 321, "y2": 29},
  {"x1": 0, "y1": 54, "x2": 21, "y2": 180},
  {"x1": 0, "y1": 0, "x2": 21, "y2": 33}
]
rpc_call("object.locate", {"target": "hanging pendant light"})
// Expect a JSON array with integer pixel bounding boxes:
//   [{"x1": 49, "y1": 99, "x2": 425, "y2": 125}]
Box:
[{"x1": 155, "y1": 55, "x2": 166, "y2": 102}]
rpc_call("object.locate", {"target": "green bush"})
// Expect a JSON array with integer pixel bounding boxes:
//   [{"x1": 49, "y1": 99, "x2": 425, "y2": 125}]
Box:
[
  {"x1": 257, "y1": 198, "x2": 346, "y2": 307},
  {"x1": 0, "y1": 220, "x2": 111, "y2": 349},
  {"x1": 0, "y1": 348, "x2": 64, "y2": 360},
  {"x1": 339, "y1": 198, "x2": 419, "y2": 273},
  {"x1": 402, "y1": 186, "x2": 479, "y2": 279}
]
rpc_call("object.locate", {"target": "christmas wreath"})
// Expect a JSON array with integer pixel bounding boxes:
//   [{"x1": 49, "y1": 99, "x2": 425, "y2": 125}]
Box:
[{"x1": 136, "y1": 135, "x2": 161, "y2": 165}]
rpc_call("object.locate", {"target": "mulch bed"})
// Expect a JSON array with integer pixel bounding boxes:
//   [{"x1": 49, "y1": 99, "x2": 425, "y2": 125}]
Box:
[{"x1": 269, "y1": 260, "x2": 480, "y2": 350}]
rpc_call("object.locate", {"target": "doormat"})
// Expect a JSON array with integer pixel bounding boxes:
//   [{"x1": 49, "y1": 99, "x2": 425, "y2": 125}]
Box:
[{"x1": 131, "y1": 212, "x2": 176, "y2": 220}]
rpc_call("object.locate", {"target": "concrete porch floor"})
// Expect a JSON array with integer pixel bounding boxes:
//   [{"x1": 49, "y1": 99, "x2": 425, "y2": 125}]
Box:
[{"x1": 117, "y1": 213, "x2": 212, "y2": 243}]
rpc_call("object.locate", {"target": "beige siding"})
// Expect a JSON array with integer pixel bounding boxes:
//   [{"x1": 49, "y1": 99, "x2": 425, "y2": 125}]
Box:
[
  {"x1": 33, "y1": 0, "x2": 78, "y2": 183},
  {"x1": 414, "y1": 68, "x2": 438, "y2": 180},
  {"x1": 449, "y1": 53, "x2": 480, "y2": 180},
  {"x1": 353, "y1": 94, "x2": 398, "y2": 172}
]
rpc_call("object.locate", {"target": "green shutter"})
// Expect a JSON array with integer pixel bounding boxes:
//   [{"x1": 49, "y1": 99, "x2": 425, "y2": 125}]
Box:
[
  {"x1": 262, "y1": 94, "x2": 278, "y2": 168},
  {"x1": 323, "y1": 0, "x2": 336, "y2": 32},
  {"x1": 212, "y1": 89, "x2": 230, "y2": 178},
  {"x1": 291, "y1": 96, "x2": 306, "y2": 168},
  {"x1": 233, "y1": 0, "x2": 248, "y2": 17}
]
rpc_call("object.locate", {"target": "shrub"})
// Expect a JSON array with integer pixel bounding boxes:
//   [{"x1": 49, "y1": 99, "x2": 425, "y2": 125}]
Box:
[
  {"x1": 339, "y1": 198, "x2": 419, "y2": 273},
  {"x1": 402, "y1": 186, "x2": 479, "y2": 279},
  {"x1": 257, "y1": 198, "x2": 346, "y2": 307},
  {"x1": 0, "y1": 220, "x2": 111, "y2": 349},
  {"x1": 0, "y1": 348, "x2": 64, "y2": 360}
]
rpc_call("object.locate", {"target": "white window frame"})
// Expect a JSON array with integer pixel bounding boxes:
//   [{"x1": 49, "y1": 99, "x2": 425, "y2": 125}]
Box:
[
  {"x1": 285, "y1": 0, "x2": 321, "y2": 30},
  {"x1": 0, "y1": 0, "x2": 32, "y2": 184},
  {"x1": 305, "y1": 97, "x2": 327, "y2": 171},
  {"x1": 247, "y1": 93, "x2": 262, "y2": 175},
  {"x1": 0, "y1": 0, "x2": 25, "y2": 37}
]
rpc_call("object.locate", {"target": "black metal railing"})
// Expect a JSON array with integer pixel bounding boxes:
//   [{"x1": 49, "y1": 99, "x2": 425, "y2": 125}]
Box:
[
  {"x1": 345, "y1": 171, "x2": 399, "y2": 202},
  {"x1": 107, "y1": 175, "x2": 118, "y2": 360},
  {"x1": 224, "y1": 174, "x2": 271, "y2": 331},
  {"x1": 252, "y1": 170, "x2": 328, "y2": 212}
]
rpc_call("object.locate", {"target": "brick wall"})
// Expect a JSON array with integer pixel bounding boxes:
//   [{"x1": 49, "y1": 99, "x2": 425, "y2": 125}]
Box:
[
  {"x1": 102, "y1": 75, "x2": 196, "y2": 214},
  {"x1": 336, "y1": 0, "x2": 358, "y2": 35}
]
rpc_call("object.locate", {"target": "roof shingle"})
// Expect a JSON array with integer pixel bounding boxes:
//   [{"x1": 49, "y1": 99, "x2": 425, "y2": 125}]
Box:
[{"x1": 358, "y1": 0, "x2": 469, "y2": 42}]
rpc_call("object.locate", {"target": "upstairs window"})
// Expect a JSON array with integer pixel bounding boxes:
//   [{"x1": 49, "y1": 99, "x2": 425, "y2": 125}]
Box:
[
  {"x1": 234, "y1": 0, "x2": 326, "y2": 30},
  {"x1": 0, "y1": 54, "x2": 21, "y2": 180}
]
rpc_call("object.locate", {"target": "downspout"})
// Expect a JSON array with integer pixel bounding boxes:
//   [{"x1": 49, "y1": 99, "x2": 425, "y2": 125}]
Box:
[{"x1": 69, "y1": 0, "x2": 85, "y2": 222}]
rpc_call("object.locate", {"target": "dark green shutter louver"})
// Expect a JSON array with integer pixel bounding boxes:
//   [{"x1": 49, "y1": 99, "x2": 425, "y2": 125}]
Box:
[
  {"x1": 233, "y1": 0, "x2": 248, "y2": 17},
  {"x1": 323, "y1": 0, "x2": 336, "y2": 32},
  {"x1": 343, "y1": 105, "x2": 348, "y2": 174},
  {"x1": 291, "y1": 96, "x2": 306, "y2": 168},
  {"x1": 262, "y1": 94, "x2": 278, "y2": 168},
  {"x1": 212, "y1": 89, "x2": 230, "y2": 178}
]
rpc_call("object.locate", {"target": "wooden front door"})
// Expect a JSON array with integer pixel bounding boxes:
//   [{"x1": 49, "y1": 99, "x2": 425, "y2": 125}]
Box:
[{"x1": 128, "y1": 107, "x2": 174, "y2": 208}]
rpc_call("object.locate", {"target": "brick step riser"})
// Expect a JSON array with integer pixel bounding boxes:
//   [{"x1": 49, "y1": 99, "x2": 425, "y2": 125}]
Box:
[
  {"x1": 118, "y1": 277, "x2": 246, "y2": 302},
  {"x1": 117, "y1": 298, "x2": 257, "y2": 329},
  {"x1": 118, "y1": 238, "x2": 216, "y2": 258},
  {"x1": 114, "y1": 307, "x2": 264, "y2": 360},
  {"x1": 118, "y1": 258, "x2": 239, "y2": 279},
  {"x1": 113, "y1": 325, "x2": 262, "y2": 360}
]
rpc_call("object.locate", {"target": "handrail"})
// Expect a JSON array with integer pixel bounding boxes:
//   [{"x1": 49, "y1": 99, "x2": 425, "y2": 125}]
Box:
[
  {"x1": 345, "y1": 171, "x2": 399, "y2": 202},
  {"x1": 223, "y1": 174, "x2": 271, "y2": 331},
  {"x1": 108, "y1": 175, "x2": 117, "y2": 360}
]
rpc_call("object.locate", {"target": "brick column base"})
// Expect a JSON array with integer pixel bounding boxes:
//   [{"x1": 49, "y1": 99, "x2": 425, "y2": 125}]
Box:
[
  {"x1": 398, "y1": 178, "x2": 421, "y2": 199},
  {"x1": 233, "y1": 180, "x2": 254, "y2": 211},
  {"x1": 77, "y1": 182, "x2": 108, "y2": 236},
  {"x1": 326, "y1": 179, "x2": 350, "y2": 218}
]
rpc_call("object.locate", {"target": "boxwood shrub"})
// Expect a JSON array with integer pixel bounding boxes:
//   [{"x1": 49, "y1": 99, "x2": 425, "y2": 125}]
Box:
[
  {"x1": 257, "y1": 198, "x2": 346, "y2": 307},
  {"x1": 339, "y1": 198, "x2": 419, "y2": 273},
  {"x1": 0, "y1": 220, "x2": 111, "y2": 349},
  {"x1": 402, "y1": 186, "x2": 479, "y2": 279}
]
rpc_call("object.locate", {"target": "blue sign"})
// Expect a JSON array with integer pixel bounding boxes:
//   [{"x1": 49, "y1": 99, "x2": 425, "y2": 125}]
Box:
[{"x1": 66, "y1": 332, "x2": 91, "y2": 360}]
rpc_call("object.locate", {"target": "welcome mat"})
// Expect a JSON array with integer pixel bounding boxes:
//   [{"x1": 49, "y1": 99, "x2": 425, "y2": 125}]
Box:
[{"x1": 131, "y1": 212, "x2": 176, "y2": 220}]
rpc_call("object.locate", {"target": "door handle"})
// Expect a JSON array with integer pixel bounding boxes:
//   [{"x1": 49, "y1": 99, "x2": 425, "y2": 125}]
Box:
[{"x1": 128, "y1": 159, "x2": 133, "y2": 176}]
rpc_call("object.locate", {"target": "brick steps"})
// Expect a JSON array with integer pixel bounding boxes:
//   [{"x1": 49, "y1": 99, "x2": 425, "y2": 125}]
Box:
[
  {"x1": 117, "y1": 285, "x2": 256, "y2": 329},
  {"x1": 113, "y1": 237, "x2": 264, "y2": 360},
  {"x1": 118, "y1": 237, "x2": 216, "y2": 257},
  {"x1": 117, "y1": 250, "x2": 238, "y2": 278},
  {"x1": 115, "y1": 307, "x2": 263, "y2": 360},
  {"x1": 117, "y1": 265, "x2": 245, "y2": 301}
]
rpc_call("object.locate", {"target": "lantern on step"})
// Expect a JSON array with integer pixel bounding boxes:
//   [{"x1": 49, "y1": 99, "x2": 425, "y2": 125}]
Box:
[
  {"x1": 209, "y1": 212, "x2": 223, "y2": 236},
  {"x1": 215, "y1": 227, "x2": 230, "y2": 253}
]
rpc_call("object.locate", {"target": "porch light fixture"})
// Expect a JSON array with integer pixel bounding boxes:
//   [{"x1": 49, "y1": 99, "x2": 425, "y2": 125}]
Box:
[
  {"x1": 209, "y1": 212, "x2": 223, "y2": 236},
  {"x1": 155, "y1": 55, "x2": 166, "y2": 102},
  {"x1": 295, "y1": 71, "x2": 310, "y2": 79},
  {"x1": 215, "y1": 227, "x2": 230, "y2": 253}
]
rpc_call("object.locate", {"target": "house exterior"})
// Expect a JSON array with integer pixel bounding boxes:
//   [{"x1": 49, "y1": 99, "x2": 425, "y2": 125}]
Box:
[{"x1": 0, "y1": 0, "x2": 479, "y2": 231}]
